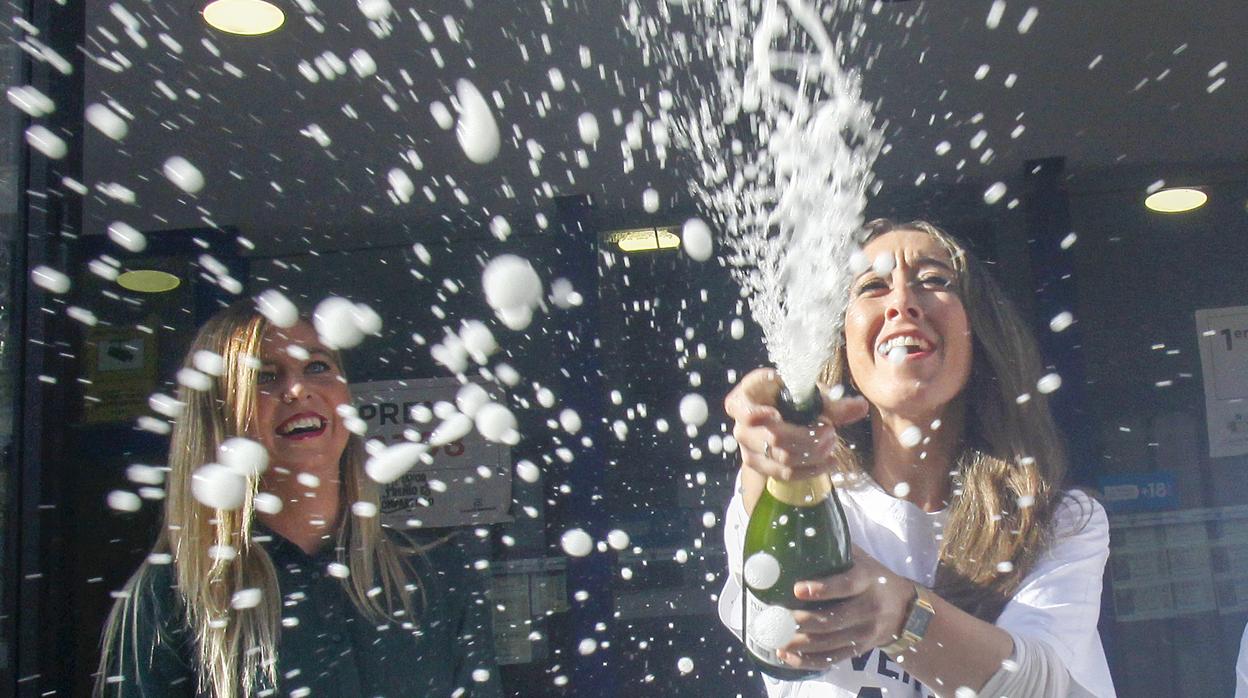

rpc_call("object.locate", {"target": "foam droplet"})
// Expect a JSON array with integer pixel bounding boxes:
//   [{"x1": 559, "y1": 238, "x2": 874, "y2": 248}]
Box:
[
  {"x1": 899, "y1": 425, "x2": 922, "y2": 448},
  {"x1": 642, "y1": 188, "x2": 660, "y2": 213},
  {"x1": 983, "y1": 182, "x2": 1008, "y2": 205},
  {"x1": 515, "y1": 460, "x2": 540, "y2": 484},
  {"x1": 162, "y1": 156, "x2": 205, "y2": 193},
  {"x1": 191, "y1": 463, "x2": 246, "y2": 510},
  {"x1": 1036, "y1": 373, "x2": 1062, "y2": 394},
  {"x1": 474, "y1": 402, "x2": 519, "y2": 443},
  {"x1": 1049, "y1": 311, "x2": 1073, "y2": 332},
  {"x1": 559, "y1": 409, "x2": 582, "y2": 434},
  {"x1": 750, "y1": 605, "x2": 797, "y2": 650},
  {"x1": 349, "y1": 48, "x2": 377, "y2": 77},
  {"x1": 387, "y1": 167, "x2": 414, "y2": 203},
  {"x1": 888, "y1": 346, "x2": 907, "y2": 365},
  {"x1": 488, "y1": 215, "x2": 511, "y2": 241},
  {"x1": 107, "y1": 221, "x2": 147, "y2": 253},
  {"x1": 365, "y1": 442, "x2": 429, "y2": 484},
  {"x1": 107, "y1": 490, "x2": 142, "y2": 512},
  {"x1": 744, "y1": 552, "x2": 781, "y2": 590},
  {"x1": 218, "y1": 437, "x2": 268, "y2": 478},
  {"x1": 85, "y1": 103, "x2": 128, "y2": 140},
  {"x1": 482, "y1": 255, "x2": 542, "y2": 317},
  {"x1": 314, "y1": 296, "x2": 365, "y2": 349},
  {"x1": 577, "y1": 112, "x2": 600, "y2": 145},
  {"x1": 872, "y1": 252, "x2": 895, "y2": 276},
  {"x1": 560, "y1": 528, "x2": 593, "y2": 557},
  {"x1": 455, "y1": 79, "x2": 501, "y2": 164},
  {"x1": 357, "y1": 0, "x2": 392, "y2": 21},
  {"x1": 231, "y1": 588, "x2": 263, "y2": 609},
  {"x1": 679, "y1": 393, "x2": 709, "y2": 427},
  {"x1": 254, "y1": 492, "x2": 283, "y2": 514},
  {"x1": 327, "y1": 562, "x2": 350, "y2": 578},
  {"x1": 25, "y1": 125, "x2": 67, "y2": 159},
  {"x1": 606, "y1": 529, "x2": 630, "y2": 550},
  {"x1": 682, "y1": 218, "x2": 713, "y2": 261},
  {"x1": 255, "y1": 289, "x2": 299, "y2": 328},
  {"x1": 30, "y1": 266, "x2": 70, "y2": 294}
]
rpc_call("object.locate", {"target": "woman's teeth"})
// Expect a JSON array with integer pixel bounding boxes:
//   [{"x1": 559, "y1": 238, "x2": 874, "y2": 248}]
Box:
[
  {"x1": 876, "y1": 335, "x2": 928, "y2": 356},
  {"x1": 278, "y1": 416, "x2": 324, "y2": 435}
]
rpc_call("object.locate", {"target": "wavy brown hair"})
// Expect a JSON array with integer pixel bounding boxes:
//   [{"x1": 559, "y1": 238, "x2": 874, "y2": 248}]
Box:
[
  {"x1": 96, "y1": 301, "x2": 421, "y2": 697},
  {"x1": 822, "y1": 218, "x2": 1081, "y2": 621}
]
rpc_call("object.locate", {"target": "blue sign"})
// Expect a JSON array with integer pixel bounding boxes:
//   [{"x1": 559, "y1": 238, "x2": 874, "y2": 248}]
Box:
[{"x1": 1096, "y1": 471, "x2": 1179, "y2": 513}]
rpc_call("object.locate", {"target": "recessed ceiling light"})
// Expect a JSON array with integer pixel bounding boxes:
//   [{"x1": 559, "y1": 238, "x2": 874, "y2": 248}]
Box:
[
  {"x1": 117, "y1": 270, "x2": 181, "y2": 293},
  {"x1": 1145, "y1": 187, "x2": 1207, "y2": 213},
  {"x1": 203, "y1": 0, "x2": 285, "y2": 36},
  {"x1": 606, "y1": 228, "x2": 681, "y2": 253}
]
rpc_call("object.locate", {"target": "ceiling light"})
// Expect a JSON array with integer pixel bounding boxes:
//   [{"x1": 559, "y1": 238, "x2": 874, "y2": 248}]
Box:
[
  {"x1": 604, "y1": 227, "x2": 681, "y2": 253},
  {"x1": 117, "y1": 270, "x2": 181, "y2": 293},
  {"x1": 203, "y1": 0, "x2": 285, "y2": 36},
  {"x1": 1145, "y1": 187, "x2": 1207, "y2": 213}
]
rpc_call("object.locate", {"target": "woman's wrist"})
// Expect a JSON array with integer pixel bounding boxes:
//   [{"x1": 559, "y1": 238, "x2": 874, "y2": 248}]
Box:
[{"x1": 878, "y1": 584, "x2": 936, "y2": 658}]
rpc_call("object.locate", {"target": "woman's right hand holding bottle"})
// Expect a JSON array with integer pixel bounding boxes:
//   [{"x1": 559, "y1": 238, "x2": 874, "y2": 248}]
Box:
[{"x1": 724, "y1": 368, "x2": 869, "y2": 490}]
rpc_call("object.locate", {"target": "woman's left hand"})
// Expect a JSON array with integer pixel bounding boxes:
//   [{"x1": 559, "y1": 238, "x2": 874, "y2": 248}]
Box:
[{"x1": 778, "y1": 545, "x2": 917, "y2": 669}]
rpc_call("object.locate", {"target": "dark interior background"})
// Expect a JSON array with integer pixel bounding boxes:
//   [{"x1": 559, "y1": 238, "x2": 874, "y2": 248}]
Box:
[{"x1": 4, "y1": 0, "x2": 1248, "y2": 696}]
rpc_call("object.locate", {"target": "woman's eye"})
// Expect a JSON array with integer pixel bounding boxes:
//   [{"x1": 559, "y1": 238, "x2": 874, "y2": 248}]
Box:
[
  {"x1": 856, "y1": 279, "x2": 887, "y2": 294},
  {"x1": 919, "y1": 275, "x2": 952, "y2": 288},
  {"x1": 257, "y1": 370, "x2": 277, "y2": 385},
  {"x1": 306, "y1": 360, "x2": 332, "y2": 374}
]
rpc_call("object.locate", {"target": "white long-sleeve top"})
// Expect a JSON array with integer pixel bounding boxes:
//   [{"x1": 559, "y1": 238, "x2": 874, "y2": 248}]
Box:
[{"x1": 719, "y1": 473, "x2": 1117, "y2": 697}]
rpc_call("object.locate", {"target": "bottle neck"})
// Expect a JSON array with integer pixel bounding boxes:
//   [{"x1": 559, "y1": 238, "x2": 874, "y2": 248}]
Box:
[
  {"x1": 777, "y1": 386, "x2": 822, "y2": 426},
  {"x1": 766, "y1": 475, "x2": 833, "y2": 507}
]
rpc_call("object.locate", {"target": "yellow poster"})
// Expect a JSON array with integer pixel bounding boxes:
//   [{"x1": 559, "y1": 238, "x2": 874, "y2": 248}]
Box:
[{"x1": 81, "y1": 326, "x2": 158, "y2": 424}]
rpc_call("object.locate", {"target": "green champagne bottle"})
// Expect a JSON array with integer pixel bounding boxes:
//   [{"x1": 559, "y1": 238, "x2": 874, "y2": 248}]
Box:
[{"x1": 741, "y1": 387, "x2": 853, "y2": 680}]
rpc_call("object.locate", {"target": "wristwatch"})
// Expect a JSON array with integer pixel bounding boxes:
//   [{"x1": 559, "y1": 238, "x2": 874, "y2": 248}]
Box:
[{"x1": 879, "y1": 583, "x2": 935, "y2": 658}]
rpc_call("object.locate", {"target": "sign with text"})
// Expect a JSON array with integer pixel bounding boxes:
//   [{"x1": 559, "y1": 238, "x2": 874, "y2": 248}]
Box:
[
  {"x1": 351, "y1": 378, "x2": 513, "y2": 529},
  {"x1": 1196, "y1": 306, "x2": 1248, "y2": 457},
  {"x1": 1098, "y1": 471, "x2": 1179, "y2": 514}
]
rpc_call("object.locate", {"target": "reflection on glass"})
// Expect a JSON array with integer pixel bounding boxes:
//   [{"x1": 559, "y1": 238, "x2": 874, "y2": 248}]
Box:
[{"x1": 7, "y1": 0, "x2": 1248, "y2": 696}]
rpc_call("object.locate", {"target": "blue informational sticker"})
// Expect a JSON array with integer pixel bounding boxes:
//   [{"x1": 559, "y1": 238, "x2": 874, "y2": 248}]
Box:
[{"x1": 1096, "y1": 471, "x2": 1179, "y2": 513}]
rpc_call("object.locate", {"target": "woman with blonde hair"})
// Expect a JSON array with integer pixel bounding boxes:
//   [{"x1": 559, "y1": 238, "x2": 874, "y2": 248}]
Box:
[
  {"x1": 97, "y1": 300, "x2": 498, "y2": 697},
  {"x1": 721, "y1": 219, "x2": 1115, "y2": 696}
]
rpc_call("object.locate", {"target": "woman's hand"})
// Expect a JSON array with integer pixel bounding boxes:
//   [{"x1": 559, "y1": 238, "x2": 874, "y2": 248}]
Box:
[
  {"x1": 724, "y1": 367, "x2": 868, "y2": 482},
  {"x1": 778, "y1": 545, "x2": 916, "y2": 669}
]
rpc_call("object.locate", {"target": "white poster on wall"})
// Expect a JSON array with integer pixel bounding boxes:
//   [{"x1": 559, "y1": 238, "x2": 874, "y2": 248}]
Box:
[
  {"x1": 351, "y1": 377, "x2": 514, "y2": 528},
  {"x1": 1196, "y1": 306, "x2": 1248, "y2": 458}
]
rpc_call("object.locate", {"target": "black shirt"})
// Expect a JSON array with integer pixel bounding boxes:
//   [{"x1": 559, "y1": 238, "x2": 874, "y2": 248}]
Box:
[{"x1": 103, "y1": 529, "x2": 501, "y2": 697}]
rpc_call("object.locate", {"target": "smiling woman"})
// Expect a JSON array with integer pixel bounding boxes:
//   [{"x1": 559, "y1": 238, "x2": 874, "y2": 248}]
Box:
[
  {"x1": 94, "y1": 301, "x2": 499, "y2": 697},
  {"x1": 722, "y1": 219, "x2": 1115, "y2": 697}
]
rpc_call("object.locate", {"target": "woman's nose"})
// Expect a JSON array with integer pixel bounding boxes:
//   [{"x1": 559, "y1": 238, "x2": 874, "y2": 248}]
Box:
[
  {"x1": 282, "y1": 380, "x2": 306, "y2": 403},
  {"x1": 884, "y1": 284, "x2": 921, "y2": 321}
]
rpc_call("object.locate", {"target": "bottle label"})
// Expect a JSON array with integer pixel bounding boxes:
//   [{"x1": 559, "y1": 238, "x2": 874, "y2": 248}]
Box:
[{"x1": 744, "y1": 589, "x2": 789, "y2": 669}]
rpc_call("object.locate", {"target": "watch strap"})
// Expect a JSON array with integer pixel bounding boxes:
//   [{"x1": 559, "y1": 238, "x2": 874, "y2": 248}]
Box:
[{"x1": 879, "y1": 584, "x2": 935, "y2": 658}]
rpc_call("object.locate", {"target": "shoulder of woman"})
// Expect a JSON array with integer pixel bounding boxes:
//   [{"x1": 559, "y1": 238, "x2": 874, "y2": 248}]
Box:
[
  {"x1": 127, "y1": 560, "x2": 185, "y2": 618},
  {"x1": 385, "y1": 528, "x2": 474, "y2": 590},
  {"x1": 1049, "y1": 488, "x2": 1110, "y2": 544}
]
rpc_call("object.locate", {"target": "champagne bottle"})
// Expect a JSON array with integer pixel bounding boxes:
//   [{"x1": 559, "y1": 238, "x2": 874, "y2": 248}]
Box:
[{"x1": 741, "y1": 386, "x2": 853, "y2": 680}]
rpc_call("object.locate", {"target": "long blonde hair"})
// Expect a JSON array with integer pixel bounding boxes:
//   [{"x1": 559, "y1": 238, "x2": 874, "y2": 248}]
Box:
[
  {"x1": 97, "y1": 301, "x2": 420, "y2": 696},
  {"x1": 822, "y1": 219, "x2": 1078, "y2": 621}
]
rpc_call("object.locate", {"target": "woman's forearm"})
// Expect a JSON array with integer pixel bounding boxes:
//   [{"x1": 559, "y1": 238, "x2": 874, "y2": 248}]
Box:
[
  {"x1": 892, "y1": 590, "x2": 1014, "y2": 695},
  {"x1": 740, "y1": 466, "x2": 766, "y2": 515}
]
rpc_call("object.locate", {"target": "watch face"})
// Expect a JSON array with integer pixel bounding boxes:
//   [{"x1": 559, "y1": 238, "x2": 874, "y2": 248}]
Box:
[{"x1": 907, "y1": 606, "x2": 933, "y2": 638}]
